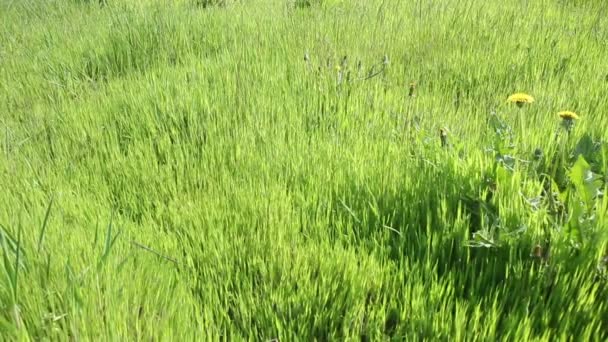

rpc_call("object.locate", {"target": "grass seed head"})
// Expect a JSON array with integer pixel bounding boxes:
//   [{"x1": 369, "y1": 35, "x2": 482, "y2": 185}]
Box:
[
  {"x1": 532, "y1": 245, "x2": 543, "y2": 258},
  {"x1": 531, "y1": 244, "x2": 550, "y2": 262},
  {"x1": 439, "y1": 127, "x2": 448, "y2": 147},
  {"x1": 409, "y1": 82, "x2": 416, "y2": 97}
]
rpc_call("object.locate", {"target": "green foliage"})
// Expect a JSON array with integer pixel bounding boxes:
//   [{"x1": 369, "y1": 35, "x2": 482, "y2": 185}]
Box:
[
  {"x1": 1, "y1": 0, "x2": 607, "y2": 339},
  {"x1": 563, "y1": 155, "x2": 604, "y2": 246},
  {"x1": 292, "y1": 0, "x2": 342, "y2": 9},
  {"x1": 194, "y1": 0, "x2": 227, "y2": 8}
]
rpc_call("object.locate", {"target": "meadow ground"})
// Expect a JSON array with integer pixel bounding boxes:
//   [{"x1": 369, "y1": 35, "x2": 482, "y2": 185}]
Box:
[{"x1": 1, "y1": 0, "x2": 608, "y2": 340}]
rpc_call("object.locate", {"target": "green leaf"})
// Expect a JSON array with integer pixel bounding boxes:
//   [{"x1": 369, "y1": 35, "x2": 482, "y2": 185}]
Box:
[
  {"x1": 495, "y1": 164, "x2": 511, "y2": 190},
  {"x1": 569, "y1": 155, "x2": 590, "y2": 188},
  {"x1": 569, "y1": 155, "x2": 601, "y2": 211},
  {"x1": 548, "y1": 177, "x2": 567, "y2": 204},
  {"x1": 566, "y1": 197, "x2": 585, "y2": 247},
  {"x1": 572, "y1": 134, "x2": 596, "y2": 164}
]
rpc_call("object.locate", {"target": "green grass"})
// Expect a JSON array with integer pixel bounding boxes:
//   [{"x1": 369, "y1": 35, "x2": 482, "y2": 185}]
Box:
[{"x1": 1, "y1": 0, "x2": 608, "y2": 340}]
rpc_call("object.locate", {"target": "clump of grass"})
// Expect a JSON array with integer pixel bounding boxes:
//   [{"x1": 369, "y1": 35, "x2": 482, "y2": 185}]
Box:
[{"x1": 0, "y1": 0, "x2": 607, "y2": 340}]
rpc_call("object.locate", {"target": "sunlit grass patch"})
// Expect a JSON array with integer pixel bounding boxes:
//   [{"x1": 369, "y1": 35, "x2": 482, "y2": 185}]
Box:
[{"x1": 1, "y1": 0, "x2": 607, "y2": 339}]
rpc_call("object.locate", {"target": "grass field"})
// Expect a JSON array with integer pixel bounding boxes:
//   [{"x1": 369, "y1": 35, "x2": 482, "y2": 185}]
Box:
[{"x1": 1, "y1": 0, "x2": 608, "y2": 340}]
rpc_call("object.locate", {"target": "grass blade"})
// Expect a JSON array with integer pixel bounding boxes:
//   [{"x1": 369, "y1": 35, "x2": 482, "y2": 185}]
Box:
[
  {"x1": 97, "y1": 212, "x2": 121, "y2": 269},
  {"x1": 130, "y1": 240, "x2": 179, "y2": 265},
  {"x1": 37, "y1": 196, "x2": 54, "y2": 253},
  {"x1": 13, "y1": 224, "x2": 22, "y2": 302}
]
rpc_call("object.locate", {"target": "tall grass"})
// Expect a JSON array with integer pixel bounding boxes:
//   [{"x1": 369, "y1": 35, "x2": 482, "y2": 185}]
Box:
[{"x1": 1, "y1": 0, "x2": 607, "y2": 339}]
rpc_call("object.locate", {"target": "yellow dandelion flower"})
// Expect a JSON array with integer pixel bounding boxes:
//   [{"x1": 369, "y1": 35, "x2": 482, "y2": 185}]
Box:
[
  {"x1": 558, "y1": 111, "x2": 579, "y2": 133},
  {"x1": 507, "y1": 93, "x2": 534, "y2": 108},
  {"x1": 558, "y1": 111, "x2": 579, "y2": 120}
]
